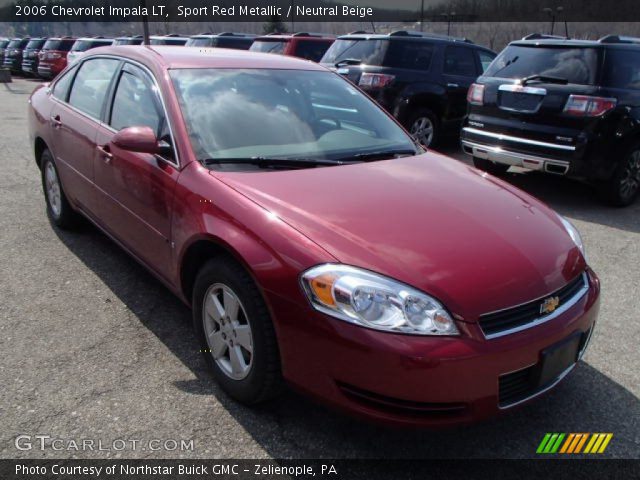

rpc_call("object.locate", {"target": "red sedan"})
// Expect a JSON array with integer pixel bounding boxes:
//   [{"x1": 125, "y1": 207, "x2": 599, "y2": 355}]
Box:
[{"x1": 28, "y1": 46, "x2": 599, "y2": 427}]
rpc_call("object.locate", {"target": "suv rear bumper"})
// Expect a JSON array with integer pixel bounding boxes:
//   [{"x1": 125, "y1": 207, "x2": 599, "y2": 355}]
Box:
[{"x1": 462, "y1": 138, "x2": 570, "y2": 175}]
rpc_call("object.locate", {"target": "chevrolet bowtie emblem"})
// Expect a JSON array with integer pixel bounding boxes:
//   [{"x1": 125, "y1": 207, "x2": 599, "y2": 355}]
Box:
[{"x1": 540, "y1": 296, "x2": 560, "y2": 315}]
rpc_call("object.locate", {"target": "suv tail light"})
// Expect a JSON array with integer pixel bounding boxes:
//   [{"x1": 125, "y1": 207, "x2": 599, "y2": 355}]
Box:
[
  {"x1": 358, "y1": 73, "x2": 395, "y2": 89},
  {"x1": 563, "y1": 95, "x2": 617, "y2": 117},
  {"x1": 467, "y1": 83, "x2": 485, "y2": 106}
]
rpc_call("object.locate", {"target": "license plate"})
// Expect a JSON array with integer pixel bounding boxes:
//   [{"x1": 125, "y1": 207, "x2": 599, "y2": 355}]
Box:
[{"x1": 539, "y1": 333, "x2": 581, "y2": 387}]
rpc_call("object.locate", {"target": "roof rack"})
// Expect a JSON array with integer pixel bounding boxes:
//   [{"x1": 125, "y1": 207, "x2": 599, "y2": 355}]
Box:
[
  {"x1": 598, "y1": 34, "x2": 640, "y2": 44},
  {"x1": 348, "y1": 30, "x2": 372, "y2": 35},
  {"x1": 388, "y1": 30, "x2": 473, "y2": 43},
  {"x1": 217, "y1": 32, "x2": 255, "y2": 37},
  {"x1": 521, "y1": 33, "x2": 567, "y2": 41}
]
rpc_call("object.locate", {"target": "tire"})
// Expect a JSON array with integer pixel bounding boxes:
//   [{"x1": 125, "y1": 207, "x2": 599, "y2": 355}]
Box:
[
  {"x1": 40, "y1": 149, "x2": 79, "y2": 229},
  {"x1": 472, "y1": 156, "x2": 510, "y2": 176},
  {"x1": 192, "y1": 257, "x2": 283, "y2": 404},
  {"x1": 600, "y1": 144, "x2": 640, "y2": 207},
  {"x1": 405, "y1": 108, "x2": 440, "y2": 147}
]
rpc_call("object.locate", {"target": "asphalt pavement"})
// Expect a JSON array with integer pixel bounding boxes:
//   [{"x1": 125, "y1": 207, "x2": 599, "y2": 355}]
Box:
[{"x1": 0, "y1": 78, "x2": 638, "y2": 459}]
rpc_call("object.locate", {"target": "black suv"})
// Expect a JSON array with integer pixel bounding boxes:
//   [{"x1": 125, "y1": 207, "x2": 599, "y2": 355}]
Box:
[
  {"x1": 21, "y1": 37, "x2": 47, "y2": 76},
  {"x1": 320, "y1": 31, "x2": 496, "y2": 146},
  {"x1": 186, "y1": 32, "x2": 256, "y2": 50},
  {"x1": 462, "y1": 34, "x2": 640, "y2": 206},
  {"x1": 2, "y1": 37, "x2": 30, "y2": 74}
]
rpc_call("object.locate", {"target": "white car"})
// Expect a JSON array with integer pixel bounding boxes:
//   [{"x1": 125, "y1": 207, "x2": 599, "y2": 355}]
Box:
[{"x1": 67, "y1": 37, "x2": 114, "y2": 65}]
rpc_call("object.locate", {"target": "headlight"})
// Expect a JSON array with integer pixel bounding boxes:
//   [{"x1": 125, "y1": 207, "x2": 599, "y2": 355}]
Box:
[
  {"x1": 558, "y1": 215, "x2": 587, "y2": 260},
  {"x1": 301, "y1": 264, "x2": 458, "y2": 336}
]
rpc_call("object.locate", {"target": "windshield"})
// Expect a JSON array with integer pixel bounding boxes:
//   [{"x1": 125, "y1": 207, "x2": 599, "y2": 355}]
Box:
[
  {"x1": 8, "y1": 39, "x2": 23, "y2": 49},
  {"x1": 321, "y1": 39, "x2": 388, "y2": 66},
  {"x1": 186, "y1": 38, "x2": 211, "y2": 47},
  {"x1": 170, "y1": 68, "x2": 416, "y2": 164},
  {"x1": 250, "y1": 40, "x2": 287, "y2": 54},
  {"x1": 0, "y1": 40, "x2": 9, "y2": 49},
  {"x1": 151, "y1": 38, "x2": 187, "y2": 45},
  {"x1": 26, "y1": 39, "x2": 45, "y2": 50},
  {"x1": 484, "y1": 45, "x2": 600, "y2": 85}
]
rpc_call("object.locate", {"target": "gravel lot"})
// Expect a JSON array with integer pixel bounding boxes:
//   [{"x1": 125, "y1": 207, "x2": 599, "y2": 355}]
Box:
[{"x1": 0, "y1": 78, "x2": 638, "y2": 460}]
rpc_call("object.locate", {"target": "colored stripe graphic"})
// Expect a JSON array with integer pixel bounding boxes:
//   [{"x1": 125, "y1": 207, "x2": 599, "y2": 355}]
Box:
[{"x1": 538, "y1": 433, "x2": 613, "y2": 454}]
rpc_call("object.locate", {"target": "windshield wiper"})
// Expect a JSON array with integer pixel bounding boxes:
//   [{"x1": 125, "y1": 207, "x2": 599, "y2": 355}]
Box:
[
  {"x1": 521, "y1": 74, "x2": 568, "y2": 85},
  {"x1": 336, "y1": 149, "x2": 417, "y2": 162},
  {"x1": 201, "y1": 157, "x2": 343, "y2": 169},
  {"x1": 335, "y1": 58, "x2": 362, "y2": 68}
]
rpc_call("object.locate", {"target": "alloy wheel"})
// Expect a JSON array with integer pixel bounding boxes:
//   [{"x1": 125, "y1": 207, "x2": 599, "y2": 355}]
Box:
[
  {"x1": 409, "y1": 116, "x2": 434, "y2": 146},
  {"x1": 202, "y1": 283, "x2": 253, "y2": 380},
  {"x1": 619, "y1": 150, "x2": 640, "y2": 201},
  {"x1": 44, "y1": 161, "x2": 62, "y2": 218}
]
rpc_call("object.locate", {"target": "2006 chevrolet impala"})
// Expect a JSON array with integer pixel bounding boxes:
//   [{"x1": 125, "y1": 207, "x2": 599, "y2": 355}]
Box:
[{"x1": 28, "y1": 46, "x2": 600, "y2": 426}]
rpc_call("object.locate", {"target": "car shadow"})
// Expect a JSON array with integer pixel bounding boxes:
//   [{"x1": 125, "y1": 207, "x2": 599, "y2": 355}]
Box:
[
  {"x1": 437, "y1": 144, "x2": 640, "y2": 234},
  {"x1": 52, "y1": 221, "x2": 639, "y2": 459}
]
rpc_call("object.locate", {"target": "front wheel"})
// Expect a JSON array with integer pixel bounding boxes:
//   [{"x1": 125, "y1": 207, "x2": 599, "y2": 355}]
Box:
[
  {"x1": 472, "y1": 156, "x2": 510, "y2": 176},
  {"x1": 600, "y1": 145, "x2": 640, "y2": 207},
  {"x1": 192, "y1": 257, "x2": 283, "y2": 404}
]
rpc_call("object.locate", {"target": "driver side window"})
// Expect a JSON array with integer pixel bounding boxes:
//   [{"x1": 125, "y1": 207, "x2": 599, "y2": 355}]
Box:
[{"x1": 109, "y1": 64, "x2": 175, "y2": 161}]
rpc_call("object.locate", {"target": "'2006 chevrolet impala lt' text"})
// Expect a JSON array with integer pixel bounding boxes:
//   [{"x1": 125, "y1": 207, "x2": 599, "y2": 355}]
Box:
[{"x1": 28, "y1": 46, "x2": 599, "y2": 427}]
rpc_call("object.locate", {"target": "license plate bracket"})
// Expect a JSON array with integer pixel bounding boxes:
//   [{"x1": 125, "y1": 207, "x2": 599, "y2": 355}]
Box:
[{"x1": 538, "y1": 333, "x2": 582, "y2": 387}]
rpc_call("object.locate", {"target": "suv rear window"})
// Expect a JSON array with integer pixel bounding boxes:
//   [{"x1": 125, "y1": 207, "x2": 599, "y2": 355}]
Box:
[
  {"x1": 321, "y1": 39, "x2": 388, "y2": 66},
  {"x1": 26, "y1": 39, "x2": 46, "y2": 50},
  {"x1": 71, "y1": 39, "x2": 112, "y2": 52},
  {"x1": 43, "y1": 39, "x2": 74, "y2": 51},
  {"x1": 294, "y1": 40, "x2": 332, "y2": 62},
  {"x1": 603, "y1": 49, "x2": 640, "y2": 90},
  {"x1": 484, "y1": 45, "x2": 599, "y2": 85},
  {"x1": 250, "y1": 40, "x2": 287, "y2": 54},
  {"x1": 186, "y1": 38, "x2": 211, "y2": 47}
]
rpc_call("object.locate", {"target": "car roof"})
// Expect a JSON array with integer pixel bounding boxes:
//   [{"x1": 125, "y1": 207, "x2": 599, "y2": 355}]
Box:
[
  {"x1": 255, "y1": 33, "x2": 334, "y2": 40},
  {"x1": 511, "y1": 35, "x2": 640, "y2": 49},
  {"x1": 336, "y1": 31, "x2": 474, "y2": 44},
  {"x1": 83, "y1": 45, "x2": 328, "y2": 71},
  {"x1": 190, "y1": 33, "x2": 256, "y2": 39}
]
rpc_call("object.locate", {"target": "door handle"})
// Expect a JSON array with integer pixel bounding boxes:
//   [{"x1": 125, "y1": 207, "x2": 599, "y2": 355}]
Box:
[
  {"x1": 447, "y1": 83, "x2": 460, "y2": 88},
  {"x1": 50, "y1": 115, "x2": 62, "y2": 128},
  {"x1": 96, "y1": 145, "x2": 113, "y2": 163}
]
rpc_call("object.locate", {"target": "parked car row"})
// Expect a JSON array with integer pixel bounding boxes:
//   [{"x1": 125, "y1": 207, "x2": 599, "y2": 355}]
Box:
[
  {"x1": 10, "y1": 28, "x2": 640, "y2": 205},
  {"x1": 1, "y1": 32, "x2": 336, "y2": 79}
]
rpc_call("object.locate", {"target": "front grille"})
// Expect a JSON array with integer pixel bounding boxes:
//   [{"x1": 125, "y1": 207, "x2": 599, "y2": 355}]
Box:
[{"x1": 479, "y1": 273, "x2": 588, "y2": 338}]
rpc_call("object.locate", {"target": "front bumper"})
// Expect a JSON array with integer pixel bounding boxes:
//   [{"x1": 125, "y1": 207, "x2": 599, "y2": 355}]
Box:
[
  {"x1": 268, "y1": 269, "x2": 600, "y2": 427},
  {"x1": 3, "y1": 58, "x2": 21, "y2": 73},
  {"x1": 21, "y1": 60, "x2": 38, "y2": 75}
]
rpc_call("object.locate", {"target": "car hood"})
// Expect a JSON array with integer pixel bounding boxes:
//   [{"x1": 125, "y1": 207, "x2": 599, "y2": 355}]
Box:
[{"x1": 215, "y1": 152, "x2": 586, "y2": 320}]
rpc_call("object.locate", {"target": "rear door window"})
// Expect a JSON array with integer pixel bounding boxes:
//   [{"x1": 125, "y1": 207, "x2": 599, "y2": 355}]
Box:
[
  {"x1": 484, "y1": 45, "x2": 599, "y2": 85},
  {"x1": 52, "y1": 66, "x2": 77, "y2": 101},
  {"x1": 68, "y1": 58, "x2": 120, "y2": 119},
  {"x1": 603, "y1": 49, "x2": 640, "y2": 90},
  {"x1": 444, "y1": 46, "x2": 477, "y2": 77},
  {"x1": 385, "y1": 41, "x2": 434, "y2": 70}
]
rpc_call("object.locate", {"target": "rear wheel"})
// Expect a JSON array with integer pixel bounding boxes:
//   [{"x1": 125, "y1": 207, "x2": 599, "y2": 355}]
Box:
[
  {"x1": 192, "y1": 257, "x2": 283, "y2": 404},
  {"x1": 40, "y1": 149, "x2": 78, "y2": 229},
  {"x1": 601, "y1": 145, "x2": 640, "y2": 207},
  {"x1": 406, "y1": 108, "x2": 439, "y2": 147},
  {"x1": 472, "y1": 156, "x2": 510, "y2": 176}
]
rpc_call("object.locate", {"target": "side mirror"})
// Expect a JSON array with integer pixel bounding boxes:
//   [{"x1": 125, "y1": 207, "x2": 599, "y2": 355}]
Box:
[{"x1": 112, "y1": 126, "x2": 160, "y2": 155}]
